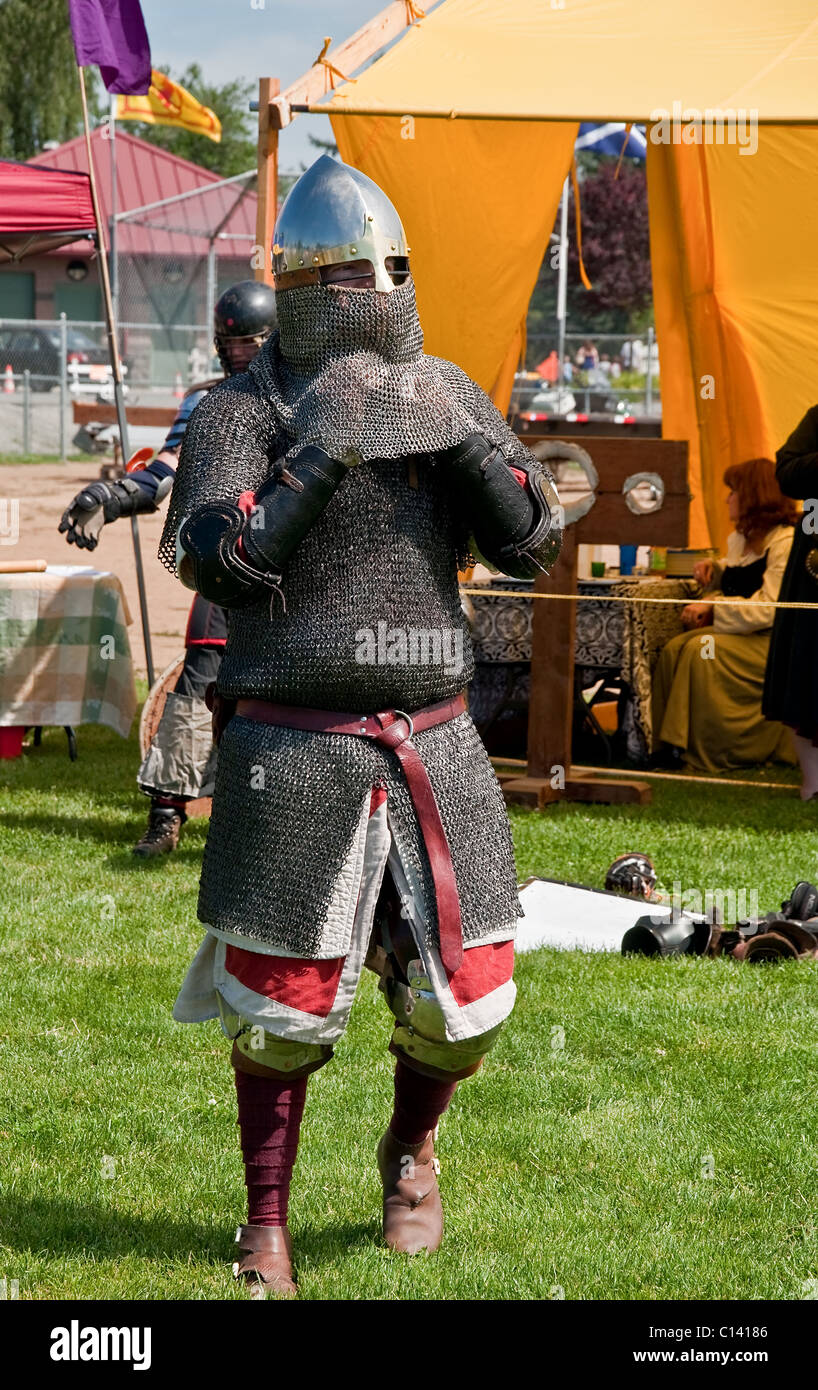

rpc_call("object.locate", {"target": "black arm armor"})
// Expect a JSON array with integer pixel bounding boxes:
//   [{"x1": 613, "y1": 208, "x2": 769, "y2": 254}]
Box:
[
  {"x1": 116, "y1": 473, "x2": 174, "y2": 514},
  {"x1": 178, "y1": 444, "x2": 351, "y2": 609},
  {"x1": 436, "y1": 433, "x2": 562, "y2": 578},
  {"x1": 242, "y1": 445, "x2": 350, "y2": 573}
]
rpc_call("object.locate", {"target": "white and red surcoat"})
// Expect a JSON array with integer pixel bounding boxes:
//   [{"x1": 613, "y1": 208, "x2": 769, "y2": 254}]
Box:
[{"x1": 174, "y1": 787, "x2": 516, "y2": 1046}]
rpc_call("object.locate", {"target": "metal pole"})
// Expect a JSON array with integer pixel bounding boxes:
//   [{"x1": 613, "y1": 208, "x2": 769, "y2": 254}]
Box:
[
  {"x1": 205, "y1": 239, "x2": 217, "y2": 375},
  {"x1": 109, "y1": 94, "x2": 119, "y2": 327},
  {"x1": 22, "y1": 369, "x2": 30, "y2": 455},
  {"x1": 556, "y1": 177, "x2": 569, "y2": 415},
  {"x1": 646, "y1": 324, "x2": 654, "y2": 415},
  {"x1": 76, "y1": 63, "x2": 155, "y2": 687},
  {"x1": 58, "y1": 312, "x2": 67, "y2": 462},
  {"x1": 113, "y1": 167, "x2": 256, "y2": 222}
]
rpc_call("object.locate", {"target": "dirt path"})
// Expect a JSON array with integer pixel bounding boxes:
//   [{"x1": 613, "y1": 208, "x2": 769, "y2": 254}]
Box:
[{"x1": 0, "y1": 461, "x2": 189, "y2": 679}]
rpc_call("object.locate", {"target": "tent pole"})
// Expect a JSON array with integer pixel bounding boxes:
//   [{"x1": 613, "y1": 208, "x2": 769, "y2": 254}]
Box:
[
  {"x1": 76, "y1": 63, "x2": 155, "y2": 688},
  {"x1": 206, "y1": 239, "x2": 217, "y2": 372},
  {"x1": 556, "y1": 177, "x2": 569, "y2": 415}
]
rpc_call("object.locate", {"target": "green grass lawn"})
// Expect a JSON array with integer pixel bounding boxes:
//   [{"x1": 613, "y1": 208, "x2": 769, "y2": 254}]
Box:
[{"x1": 1, "y1": 715, "x2": 816, "y2": 1301}]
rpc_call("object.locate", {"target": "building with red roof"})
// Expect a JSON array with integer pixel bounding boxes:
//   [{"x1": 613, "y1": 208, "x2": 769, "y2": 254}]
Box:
[{"x1": 0, "y1": 128, "x2": 258, "y2": 387}]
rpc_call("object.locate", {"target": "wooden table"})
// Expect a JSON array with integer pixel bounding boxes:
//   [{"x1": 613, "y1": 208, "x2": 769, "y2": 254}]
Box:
[
  {"x1": 468, "y1": 573, "x2": 697, "y2": 763},
  {"x1": 0, "y1": 564, "x2": 137, "y2": 747}
]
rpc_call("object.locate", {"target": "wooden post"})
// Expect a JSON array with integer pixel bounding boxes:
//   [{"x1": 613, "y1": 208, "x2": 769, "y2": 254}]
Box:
[
  {"x1": 501, "y1": 435, "x2": 689, "y2": 810},
  {"x1": 255, "y1": 77, "x2": 280, "y2": 286},
  {"x1": 527, "y1": 528, "x2": 577, "y2": 779}
]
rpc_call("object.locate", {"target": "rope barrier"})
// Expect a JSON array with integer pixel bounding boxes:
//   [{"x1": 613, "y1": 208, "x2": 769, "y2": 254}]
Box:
[
  {"x1": 570, "y1": 763, "x2": 799, "y2": 791},
  {"x1": 491, "y1": 759, "x2": 799, "y2": 792},
  {"x1": 461, "y1": 586, "x2": 818, "y2": 612}
]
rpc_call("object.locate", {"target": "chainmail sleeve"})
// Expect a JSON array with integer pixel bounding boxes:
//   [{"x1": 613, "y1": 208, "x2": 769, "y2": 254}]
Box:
[
  {"x1": 431, "y1": 357, "x2": 557, "y2": 480},
  {"x1": 158, "y1": 372, "x2": 285, "y2": 573}
]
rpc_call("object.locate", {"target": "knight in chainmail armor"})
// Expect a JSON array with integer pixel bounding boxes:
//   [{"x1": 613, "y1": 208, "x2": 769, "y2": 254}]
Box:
[
  {"x1": 58, "y1": 280, "x2": 277, "y2": 857},
  {"x1": 165, "y1": 156, "x2": 562, "y2": 1297}
]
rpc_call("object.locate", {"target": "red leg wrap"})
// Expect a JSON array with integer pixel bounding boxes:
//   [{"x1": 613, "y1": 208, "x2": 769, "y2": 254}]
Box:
[
  {"x1": 234, "y1": 1069, "x2": 308, "y2": 1226},
  {"x1": 390, "y1": 1056, "x2": 457, "y2": 1146}
]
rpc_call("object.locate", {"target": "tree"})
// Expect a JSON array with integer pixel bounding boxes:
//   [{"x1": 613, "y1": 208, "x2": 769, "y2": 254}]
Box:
[
  {"x1": 0, "y1": 0, "x2": 103, "y2": 160},
  {"x1": 123, "y1": 64, "x2": 257, "y2": 178},
  {"x1": 526, "y1": 156, "x2": 653, "y2": 359},
  {"x1": 566, "y1": 160, "x2": 652, "y2": 322}
]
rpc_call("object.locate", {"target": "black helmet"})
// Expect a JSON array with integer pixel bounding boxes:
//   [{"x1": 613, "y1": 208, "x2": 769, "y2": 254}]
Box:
[{"x1": 213, "y1": 280, "x2": 277, "y2": 373}]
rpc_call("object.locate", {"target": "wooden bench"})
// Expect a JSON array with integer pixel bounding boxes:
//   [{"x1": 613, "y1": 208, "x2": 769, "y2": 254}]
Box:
[
  {"x1": 72, "y1": 401, "x2": 179, "y2": 476},
  {"x1": 72, "y1": 402, "x2": 178, "y2": 429}
]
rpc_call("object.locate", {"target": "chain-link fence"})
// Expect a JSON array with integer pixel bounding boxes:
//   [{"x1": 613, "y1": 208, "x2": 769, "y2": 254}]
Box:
[
  {"x1": 0, "y1": 315, "x2": 225, "y2": 455},
  {"x1": 512, "y1": 329, "x2": 662, "y2": 423},
  {"x1": 2, "y1": 164, "x2": 662, "y2": 454},
  {"x1": 0, "y1": 316, "x2": 73, "y2": 456},
  {"x1": 0, "y1": 171, "x2": 259, "y2": 457}
]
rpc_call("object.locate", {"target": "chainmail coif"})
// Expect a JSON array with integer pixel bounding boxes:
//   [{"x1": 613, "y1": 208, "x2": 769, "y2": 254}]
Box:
[
  {"x1": 263, "y1": 277, "x2": 508, "y2": 462},
  {"x1": 159, "y1": 275, "x2": 550, "y2": 573}
]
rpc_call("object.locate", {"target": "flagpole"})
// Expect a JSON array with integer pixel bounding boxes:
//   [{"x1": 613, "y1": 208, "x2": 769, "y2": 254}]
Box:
[
  {"x1": 109, "y1": 93, "x2": 119, "y2": 325},
  {"x1": 76, "y1": 63, "x2": 155, "y2": 688}
]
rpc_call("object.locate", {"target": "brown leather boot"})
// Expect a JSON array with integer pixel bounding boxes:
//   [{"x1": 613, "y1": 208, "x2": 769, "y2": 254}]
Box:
[
  {"x1": 132, "y1": 805, "x2": 183, "y2": 858},
  {"x1": 232, "y1": 1224, "x2": 297, "y2": 1299},
  {"x1": 377, "y1": 1128, "x2": 443, "y2": 1254}
]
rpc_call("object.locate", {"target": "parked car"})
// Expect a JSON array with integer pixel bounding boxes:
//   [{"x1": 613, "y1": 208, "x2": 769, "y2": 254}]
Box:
[{"x1": 0, "y1": 325, "x2": 127, "y2": 394}]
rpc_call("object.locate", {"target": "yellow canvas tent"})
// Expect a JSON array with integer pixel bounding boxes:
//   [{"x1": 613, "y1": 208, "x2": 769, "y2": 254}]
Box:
[{"x1": 298, "y1": 0, "x2": 818, "y2": 548}]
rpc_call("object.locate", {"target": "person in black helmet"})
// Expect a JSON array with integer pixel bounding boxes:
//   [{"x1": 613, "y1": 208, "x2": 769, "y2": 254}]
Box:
[{"x1": 58, "y1": 281, "x2": 277, "y2": 856}]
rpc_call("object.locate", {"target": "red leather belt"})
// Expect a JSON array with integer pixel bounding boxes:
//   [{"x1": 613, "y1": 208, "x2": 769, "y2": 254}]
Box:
[{"x1": 234, "y1": 693, "x2": 467, "y2": 974}]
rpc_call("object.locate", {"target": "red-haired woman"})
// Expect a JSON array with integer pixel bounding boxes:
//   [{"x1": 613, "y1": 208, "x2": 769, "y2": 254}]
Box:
[
  {"x1": 652, "y1": 457, "x2": 797, "y2": 772},
  {"x1": 763, "y1": 407, "x2": 818, "y2": 799}
]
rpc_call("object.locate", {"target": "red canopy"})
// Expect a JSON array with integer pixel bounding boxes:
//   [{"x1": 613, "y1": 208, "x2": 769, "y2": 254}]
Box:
[{"x1": 0, "y1": 160, "x2": 96, "y2": 263}]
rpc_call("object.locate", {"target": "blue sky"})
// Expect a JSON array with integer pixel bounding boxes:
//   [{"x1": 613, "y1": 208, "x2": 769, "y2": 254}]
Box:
[{"x1": 139, "y1": 0, "x2": 383, "y2": 170}]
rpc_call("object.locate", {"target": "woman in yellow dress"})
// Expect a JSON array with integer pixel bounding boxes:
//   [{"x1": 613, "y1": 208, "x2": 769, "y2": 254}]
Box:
[{"x1": 652, "y1": 457, "x2": 797, "y2": 772}]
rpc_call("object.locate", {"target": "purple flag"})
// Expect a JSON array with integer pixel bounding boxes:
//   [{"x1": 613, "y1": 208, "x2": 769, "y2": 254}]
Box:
[{"x1": 67, "y1": 0, "x2": 152, "y2": 95}]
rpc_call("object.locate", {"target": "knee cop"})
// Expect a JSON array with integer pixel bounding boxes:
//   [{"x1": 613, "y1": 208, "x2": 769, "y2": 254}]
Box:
[
  {"x1": 218, "y1": 996, "x2": 333, "y2": 1080},
  {"x1": 379, "y1": 963, "x2": 503, "y2": 1082}
]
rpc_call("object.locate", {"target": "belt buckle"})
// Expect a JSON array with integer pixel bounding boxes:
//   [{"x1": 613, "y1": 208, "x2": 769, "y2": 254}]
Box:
[{"x1": 391, "y1": 708, "x2": 415, "y2": 741}]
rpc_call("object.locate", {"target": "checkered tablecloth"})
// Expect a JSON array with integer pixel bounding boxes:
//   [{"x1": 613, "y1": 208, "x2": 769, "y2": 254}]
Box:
[{"x1": 0, "y1": 565, "x2": 137, "y2": 738}]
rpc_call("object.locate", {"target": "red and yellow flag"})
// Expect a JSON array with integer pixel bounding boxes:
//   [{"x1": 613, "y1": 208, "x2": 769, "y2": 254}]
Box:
[{"x1": 116, "y1": 69, "x2": 221, "y2": 142}]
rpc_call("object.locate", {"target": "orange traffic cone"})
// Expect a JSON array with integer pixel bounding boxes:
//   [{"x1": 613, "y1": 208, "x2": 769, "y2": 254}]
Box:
[
  {"x1": 173, "y1": 372, "x2": 184, "y2": 400},
  {"x1": 3, "y1": 364, "x2": 15, "y2": 394}
]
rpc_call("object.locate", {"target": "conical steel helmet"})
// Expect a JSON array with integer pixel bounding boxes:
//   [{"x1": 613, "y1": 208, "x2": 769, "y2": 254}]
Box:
[{"x1": 272, "y1": 155, "x2": 409, "y2": 294}]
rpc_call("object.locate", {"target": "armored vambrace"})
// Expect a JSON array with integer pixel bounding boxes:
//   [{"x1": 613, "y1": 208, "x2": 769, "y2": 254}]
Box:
[
  {"x1": 59, "y1": 474, "x2": 171, "y2": 550},
  {"x1": 436, "y1": 433, "x2": 561, "y2": 578},
  {"x1": 177, "y1": 444, "x2": 352, "y2": 608}
]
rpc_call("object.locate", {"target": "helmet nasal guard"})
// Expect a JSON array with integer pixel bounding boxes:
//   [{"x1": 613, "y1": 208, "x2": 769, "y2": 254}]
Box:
[{"x1": 272, "y1": 155, "x2": 410, "y2": 294}]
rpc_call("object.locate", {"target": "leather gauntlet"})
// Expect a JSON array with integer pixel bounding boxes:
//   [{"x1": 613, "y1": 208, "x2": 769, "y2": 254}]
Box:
[{"x1": 435, "y1": 433, "x2": 562, "y2": 578}]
